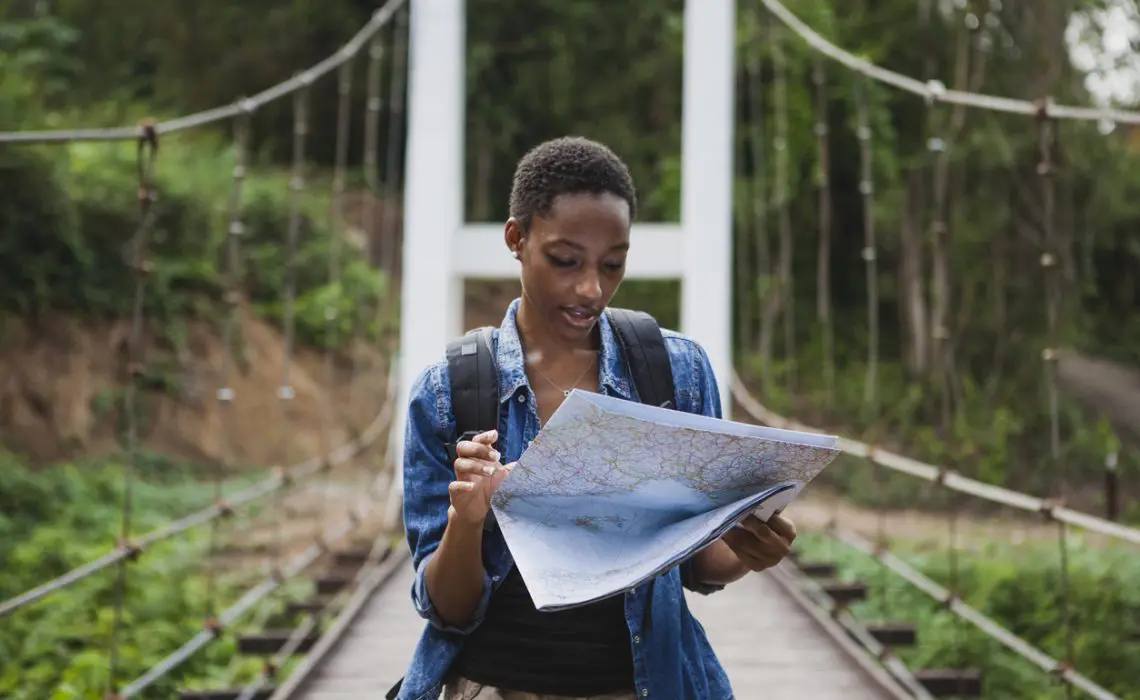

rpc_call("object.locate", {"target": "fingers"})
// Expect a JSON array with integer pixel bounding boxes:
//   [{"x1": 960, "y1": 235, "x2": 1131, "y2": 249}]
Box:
[
  {"x1": 472, "y1": 429, "x2": 497, "y2": 444},
  {"x1": 449, "y1": 480, "x2": 476, "y2": 495},
  {"x1": 456, "y1": 430, "x2": 500, "y2": 462},
  {"x1": 767, "y1": 513, "x2": 797, "y2": 544},
  {"x1": 726, "y1": 515, "x2": 793, "y2": 571},
  {"x1": 721, "y1": 530, "x2": 784, "y2": 571},
  {"x1": 454, "y1": 457, "x2": 499, "y2": 478}
]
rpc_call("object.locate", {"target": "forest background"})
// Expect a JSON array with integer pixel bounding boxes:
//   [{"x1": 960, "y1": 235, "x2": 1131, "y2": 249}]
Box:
[{"x1": 1, "y1": 0, "x2": 1139, "y2": 697}]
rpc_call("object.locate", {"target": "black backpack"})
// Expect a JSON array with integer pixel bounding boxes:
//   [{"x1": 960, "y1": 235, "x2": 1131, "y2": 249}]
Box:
[{"x1": 444, "y1": 307, "x2": 676, "y2": 463}]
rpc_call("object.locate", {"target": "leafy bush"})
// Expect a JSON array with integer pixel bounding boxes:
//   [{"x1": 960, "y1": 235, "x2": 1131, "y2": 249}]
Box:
[
  {"x1": 794, "y1": 532, "x2": 1140, "y2": 699},
  {"x1": 0, "y1": 136, "x2": 392, "y2": 350},
  {"x1": 0, "y1": 451, "x2": 306, "y2": 698}
]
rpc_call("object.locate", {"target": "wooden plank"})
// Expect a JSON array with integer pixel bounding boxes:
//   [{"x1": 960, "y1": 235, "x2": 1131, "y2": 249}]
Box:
[
  {"x1": 293, "y1": 562, "x2": 422, "y2": 697},
  {"x1": 686, "y1": 572, "x2": 892, "y2": 700},
  {"x1": 180, "y1": 690, "x2": 275, "y2": 700},
  {"x1": 237, "y1": 629, "x2": 320, "y2": 655},
  {"x1": 914, "y1": 668, "x2": 983, "y2": 696},
  {"x1": 866, "y1": 622, "x2": 918, "y2": 647},
  {"x1": 796, "y1": 561, "x2": 839, "y2": 578},
  {"x1": 819, "y1": 580, "x2": 868, "y2": 605},
  {"x1": 294, "y1": 562, "x2": 895, "y2": 699}
]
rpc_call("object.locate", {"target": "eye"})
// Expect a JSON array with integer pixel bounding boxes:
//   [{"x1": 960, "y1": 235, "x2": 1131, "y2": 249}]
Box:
[
  {"x1": 546, "y1": 254, "x2": 576, "y2": 268},
  {"x1": 604, "y1": 260, "x2": 626, "y2": 272}
]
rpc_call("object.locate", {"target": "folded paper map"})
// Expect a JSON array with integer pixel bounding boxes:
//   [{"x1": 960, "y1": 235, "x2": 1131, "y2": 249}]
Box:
[{"x1": 489, "y1": 389, "x2": 840, "y2": 611}]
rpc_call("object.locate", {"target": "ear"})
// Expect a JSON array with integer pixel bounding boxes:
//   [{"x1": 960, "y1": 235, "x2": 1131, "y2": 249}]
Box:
[{"x1": 504, "y1": 217, "x2": 525, "y2": 259}]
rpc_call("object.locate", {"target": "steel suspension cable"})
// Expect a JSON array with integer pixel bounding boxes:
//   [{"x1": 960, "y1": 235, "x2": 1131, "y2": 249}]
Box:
[
  {"x1": 201, "y1": 105, "x2": 251, "y2": 644},
  {"x1": 769, "y1": 19, "x2": 796, "y2": 396},
  {"x1": 745, "y1": 1, "x2": 773, "y2": 388},
  {"x1": 271, "y1": 79, "x2": 309, "y2": 585},
  {"x1": 733, "y1": 63, "x2": 753, "y2": 363},
  {"x1": 104, "y1": 120, "x2": 159, "y2": 699},
  {"x1": 1037, "y1": 101, "x2": 1078, "y2": 697},
  {"x1": 379, "y1": 6, "x2": 408, "y2": 362},
  {"x1": 0, "y1": 0, "x2": 409, "y2": 145},
  {"x1": 756, "y1": 0, "x2": 1140, "y2": 125},
  {"x1": 852, "y1": 74, "x2": 890, "y2": 625},
  {"x1": 813, "y1": 58, "x2": 835, "y2": 411}
]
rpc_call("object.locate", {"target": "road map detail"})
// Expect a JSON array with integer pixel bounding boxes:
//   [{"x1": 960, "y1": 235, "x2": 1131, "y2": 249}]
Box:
[{"x1": 490, "y1": 390, "x2": 840, "y2": 610}]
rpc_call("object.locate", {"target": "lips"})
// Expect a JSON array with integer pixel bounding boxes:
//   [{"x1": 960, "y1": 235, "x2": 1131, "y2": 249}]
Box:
[{"x1": 561, "y1": 306, "x2": 599, "y2": 330}]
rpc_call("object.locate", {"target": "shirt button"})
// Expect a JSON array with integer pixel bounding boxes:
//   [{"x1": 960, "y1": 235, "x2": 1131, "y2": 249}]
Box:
[
  {"x1": 641, "y1": 690, "x2": 648, "y2": 697},
  {"x1": 517, "y1": 394, "x2": 525, "y2": 403},
  {"x1": 633, "y1": 635, "x2": 641, "y2": 644}
]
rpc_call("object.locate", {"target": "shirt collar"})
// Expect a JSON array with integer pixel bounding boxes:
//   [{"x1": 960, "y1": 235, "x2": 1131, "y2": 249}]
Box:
[{"x1": 495, "y1": 298, "x2": 632, "y2": 403}]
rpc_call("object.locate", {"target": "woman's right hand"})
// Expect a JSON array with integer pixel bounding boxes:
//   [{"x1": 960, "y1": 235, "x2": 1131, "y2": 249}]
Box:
[{"x1": 449, "y1": 429, "x2": 513, "y2": 526}]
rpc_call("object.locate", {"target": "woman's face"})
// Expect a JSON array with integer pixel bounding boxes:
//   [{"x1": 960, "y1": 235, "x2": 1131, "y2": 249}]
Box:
[{"x1": 507, "y1": 192, "x2": 631, "y2": 344}]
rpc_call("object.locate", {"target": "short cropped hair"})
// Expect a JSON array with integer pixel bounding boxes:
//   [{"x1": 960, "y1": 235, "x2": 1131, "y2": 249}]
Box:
[{"x1": 508, "y1": 136, "x2": 638, "y2": 232}]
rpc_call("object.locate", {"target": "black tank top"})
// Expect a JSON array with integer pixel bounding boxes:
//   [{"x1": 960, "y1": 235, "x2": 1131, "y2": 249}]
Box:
[{"x1": 447, "y1": 565, "x2": 635, "y2": 695}]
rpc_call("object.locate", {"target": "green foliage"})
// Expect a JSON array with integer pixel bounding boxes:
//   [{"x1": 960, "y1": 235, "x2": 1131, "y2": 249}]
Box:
[
  {"x1": 3, "y1": 0, "x2": 1140, "y2": 694},
  {"x1": 795, "y1": 532, "x2": 1140, "y2": 699},
  {"x1": 0, "y1": 134, "x2": 390, "y2": 350},
  {"x1": 0, "y1": 451, "x2": 305, "y2": 699}
]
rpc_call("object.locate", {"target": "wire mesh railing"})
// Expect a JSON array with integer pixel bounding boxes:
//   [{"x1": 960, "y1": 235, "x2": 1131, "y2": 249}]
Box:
[
  {"x1": 734, "y1": 2, "x2": 1138, "y2": 698},
  {"x1": 1, "y1": 1, "x2": 410, "y2": 697}
]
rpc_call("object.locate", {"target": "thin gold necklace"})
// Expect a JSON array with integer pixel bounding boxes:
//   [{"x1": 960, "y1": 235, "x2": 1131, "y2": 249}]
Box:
[{"x1": 530, "y1": 354, "x2": 596, "y2": 397}]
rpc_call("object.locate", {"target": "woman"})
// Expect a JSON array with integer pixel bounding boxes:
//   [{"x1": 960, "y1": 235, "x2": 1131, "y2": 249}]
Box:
[{"x1": 396, "y1": 137, "x2": 797, "y2": 700}]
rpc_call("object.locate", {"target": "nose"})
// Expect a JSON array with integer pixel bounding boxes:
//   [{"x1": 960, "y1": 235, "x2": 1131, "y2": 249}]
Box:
[{"x1": 575, "y1": 270, "x2": 602, "y2": 302}]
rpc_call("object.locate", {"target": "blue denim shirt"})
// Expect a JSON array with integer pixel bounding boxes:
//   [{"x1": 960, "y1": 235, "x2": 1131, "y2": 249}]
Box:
[{"x1": 396, "y1": 299, "x2": 734, "y2": 700}]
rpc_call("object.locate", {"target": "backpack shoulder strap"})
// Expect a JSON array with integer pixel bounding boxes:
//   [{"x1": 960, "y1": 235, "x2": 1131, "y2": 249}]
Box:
[
  {"x1": 605, "y1": 307, "x2": 676, "y2": 410},
  {"x1": 444, "y1": 325, "x2": 499, "y2": 462}
]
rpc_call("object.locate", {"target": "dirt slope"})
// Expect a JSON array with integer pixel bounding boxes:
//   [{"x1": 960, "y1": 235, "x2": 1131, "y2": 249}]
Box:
[{"x1": 0, "y1": 305, "x2": 389, "y2": 469}]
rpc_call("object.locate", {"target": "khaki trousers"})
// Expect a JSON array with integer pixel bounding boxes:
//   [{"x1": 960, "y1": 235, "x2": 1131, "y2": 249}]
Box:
[{"x1": 443, "y1": 677, "x2": 638, "y2": 700}]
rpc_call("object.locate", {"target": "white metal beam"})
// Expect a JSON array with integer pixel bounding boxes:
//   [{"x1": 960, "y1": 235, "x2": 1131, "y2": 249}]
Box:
[
  {"x1": 396, "y1": 0, "x2": 466, "y2": 480},
  {"x1": 453, "y1": 224, "x2": 686, "y2": 280},
  {"x1": 398, "y1": 0, "x2": 738, "y2": 473},
  {"x1": 681, "y1": 0, "x2": 736, "y2": 418}
]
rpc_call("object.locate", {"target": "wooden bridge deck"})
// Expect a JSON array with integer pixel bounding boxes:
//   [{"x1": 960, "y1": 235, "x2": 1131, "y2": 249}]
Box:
[{"x1": 288, "y1": 556, "x2": 898, "y2": 699}]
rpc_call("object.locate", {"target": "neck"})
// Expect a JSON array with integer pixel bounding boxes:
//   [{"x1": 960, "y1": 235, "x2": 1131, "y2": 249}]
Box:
[{"x1": 516, "y1": 296, "x2": 597, "y2": 365}]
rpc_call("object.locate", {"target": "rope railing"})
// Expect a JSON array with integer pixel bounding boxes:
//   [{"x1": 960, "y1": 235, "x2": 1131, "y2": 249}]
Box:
[
  {"x1": 758, "y1": 0, "x2": 1140, "y2": 125},
  {"x1": 827, "y1": 526, "x2": 1119, "y2": 700},
  {"x1": 731, "y1": 377, "x2": 1129, "y2": 700},
  {"x1": 732, "y1": 375, "x2": 1140, "y2": 546},
  {"x1": 0, "y1": 0, "x2": 407, "y2": 145},
  {"x1": 732, "y1": 10, "x2": 1127, "y2": 673},
  {"x1": 0, "y1": 0, "x2": 410, "y2": 624},
  {"x1": 119, "y1": 356, "x2": 401, "y2": 699},
  {"x1": 3, "y1": 4, "x2": 410, "y2": 699},
  {"x1": 0, "y1": 364, "x2": 397, "y2": 619}
]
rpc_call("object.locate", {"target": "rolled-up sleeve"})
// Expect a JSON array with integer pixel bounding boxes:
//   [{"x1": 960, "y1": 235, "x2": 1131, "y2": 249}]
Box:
[
  {"x1": 402, "y1": 362, "x2": 494, "y2": 633},
  {"x1": 672, "y1": 337, "x2": 727, "y2": 596}
]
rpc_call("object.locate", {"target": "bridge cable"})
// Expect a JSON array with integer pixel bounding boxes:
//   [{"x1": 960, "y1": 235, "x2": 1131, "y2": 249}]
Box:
[
  {"x1": 757, "y1": 0, "x2": 1140, "y2": 125},
  {"x1": 738, "y1": 13, "x2": 1131, "y2": 696},
  {"x1": 920, "y1": 34, "x2": 971, "y2": 691},
  {"x1": 852, "y1": 71, "x2": 891, "y2": 631},
  {"x1": 732, "y1": 32, "x2": 753, "y2": 367},
  {"x1": 814, "y1": 58, "x2": 835, "y2": 411},
  {"x1": 1037, "y1": 101, "x2": 1078, "y2": 697},
  {"x1": 769, "y1": 20, "x2": 796, "y2": 396},
  {"x1": 350, "y1": 32, "x2": 379, "y2": 510},
  {"x1": 103, "y1": 119, "x2": 160, "y2": 699},
  {"x1": 0, "y1": 0, "x2": 410, "y2": 625},
  {"x1": 377, "y1": 6, "x2": 409, "y2": 513},
  {"x1": 743, "y1": 2, "x2": 773, "y2": 391}
]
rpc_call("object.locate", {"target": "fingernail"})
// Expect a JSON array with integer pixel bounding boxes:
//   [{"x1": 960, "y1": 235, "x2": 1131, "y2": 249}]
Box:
[
  {"x1": 489, "y1": 450, "x2": 500, "y2": 462},
  {"x1": 483, "y1": 466, "x2": 497, "y2": 476}
]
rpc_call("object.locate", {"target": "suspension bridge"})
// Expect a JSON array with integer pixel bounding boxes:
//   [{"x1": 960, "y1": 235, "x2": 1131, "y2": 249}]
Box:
[{"x1": 2, "y1": 0, "x2": 1138, "y2": 698}]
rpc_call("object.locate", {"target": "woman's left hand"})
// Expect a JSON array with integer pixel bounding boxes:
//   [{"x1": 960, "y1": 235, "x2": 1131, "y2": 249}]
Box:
[{"x1": 720, "y1": 512, "x2": 797, "y2": 573}]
